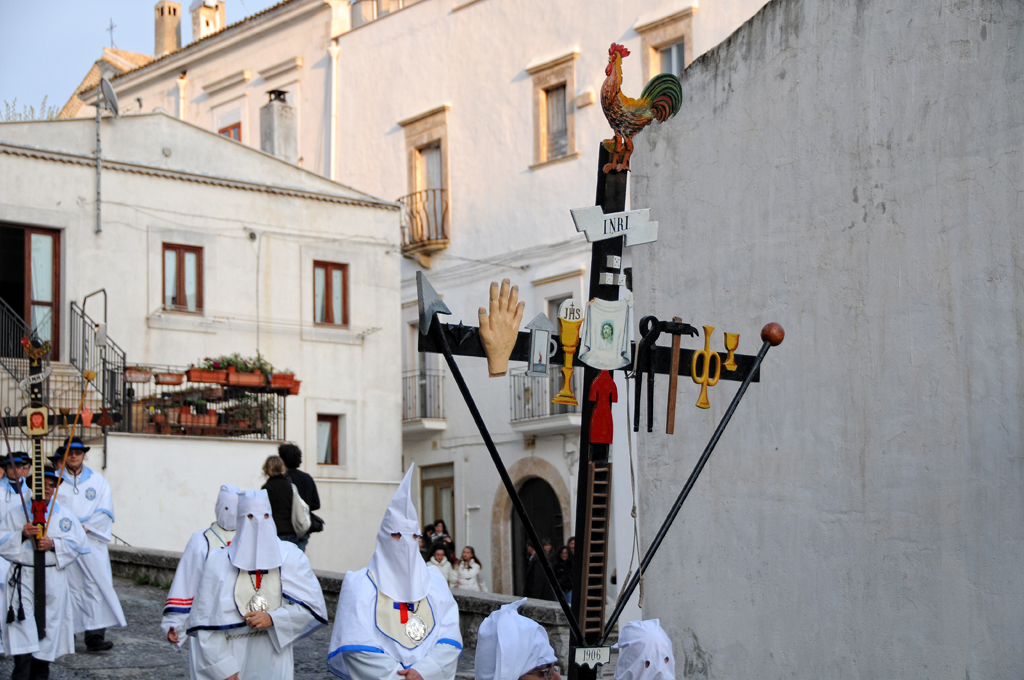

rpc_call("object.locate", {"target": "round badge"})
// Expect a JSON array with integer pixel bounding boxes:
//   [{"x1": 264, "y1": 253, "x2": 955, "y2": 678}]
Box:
[
  {"x1": 247, "y1": 594, "x2": 269, "y2": 613},
  {"x1": 405, "y1": 615, "x2": 427, "y2": 643},
  {"x1": 59, "y1": 518, "x2": 72, "y2": 533},
  {"x1": 85, "y1": 488, "x2": 97, "y2": 501}
]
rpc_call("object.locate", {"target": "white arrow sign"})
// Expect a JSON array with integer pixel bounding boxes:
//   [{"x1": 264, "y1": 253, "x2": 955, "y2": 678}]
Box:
[
  {"x1": 17, "y1": 365, "x2": 52, "y2": 394},
  {"x1": 570, "y1": 206, "x2": 659, "y2": 247}
]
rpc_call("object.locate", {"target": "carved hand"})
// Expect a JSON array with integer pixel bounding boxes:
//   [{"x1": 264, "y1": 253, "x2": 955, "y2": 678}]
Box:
[{"x1": 478, "y1": 279, "x2": 525, "y2": 377}]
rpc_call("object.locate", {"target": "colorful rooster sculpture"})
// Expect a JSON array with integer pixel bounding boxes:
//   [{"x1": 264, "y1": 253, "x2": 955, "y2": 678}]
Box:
[{"x1": 601, "y1": 43, "x2": 683, "y2": 173}]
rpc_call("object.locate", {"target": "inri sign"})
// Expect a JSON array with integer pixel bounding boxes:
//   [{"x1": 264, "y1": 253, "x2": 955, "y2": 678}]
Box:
[{"x1": 570, "y1": 206, "x2": 659, "y2": 247}]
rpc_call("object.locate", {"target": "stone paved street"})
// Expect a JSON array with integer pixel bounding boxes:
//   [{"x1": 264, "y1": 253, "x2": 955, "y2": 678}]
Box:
[{"x1": 0, "y1": 577, "x2": 336, "y2": 679}]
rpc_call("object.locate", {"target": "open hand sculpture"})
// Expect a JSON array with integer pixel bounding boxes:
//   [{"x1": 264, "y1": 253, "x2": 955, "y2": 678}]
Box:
[{"x1": 478, "y1": 279, "x2": 526, "y2": 377}]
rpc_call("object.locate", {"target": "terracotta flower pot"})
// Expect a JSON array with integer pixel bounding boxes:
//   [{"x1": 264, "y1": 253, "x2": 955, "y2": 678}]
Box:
[
  {"x1": 154, "y1": 372, "x2": 185, "y2": 386},
  {"x1": 186, "y1": 368, "x2": 228, "y2": 384},
  {"x1": 124, "y1": 368, "x2": 152, "y2": 383},
  {"x1": 227, "y1": 369, "x2": 266, "y2": 387},
  {"x1": 270, "y1": 373, "x2": 296, "y2": 387},
  {"x1": 288, "y1": 380, "x2": 301, "y2": 396}
]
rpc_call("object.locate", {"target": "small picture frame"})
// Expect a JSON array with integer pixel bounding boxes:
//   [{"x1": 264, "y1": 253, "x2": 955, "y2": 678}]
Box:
[{"x1": 24, "y1": 406, "x2": 50, "y2": 437}]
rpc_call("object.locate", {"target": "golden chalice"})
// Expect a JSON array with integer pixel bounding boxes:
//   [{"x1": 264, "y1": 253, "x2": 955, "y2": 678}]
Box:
[
  {"x1": 723, "y1": 333, "x2": 739, "y2": 372},
  {"x1": 553, "y1": 301, "x2": 584, "y2": 406}
]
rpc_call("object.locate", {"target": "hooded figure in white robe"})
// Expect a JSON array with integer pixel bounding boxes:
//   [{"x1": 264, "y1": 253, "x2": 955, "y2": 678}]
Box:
[
  {"x1": 186, "y1": 489, "x2": 327, "y2": 680},
  {"x1": 0, "y1": 468, "x2": 90, "y2": 664},
  {"x1": 475, "y1": 598, "x2": 558, "y2": 680},
  {"x1": 53, "y1": 453, "x2": 126, "y2": 635},
  {"x1": 162, "y1": 485, "x2": 240, "y2": 676},
  {"x1": 612, "y1": 619, "x2": 675, "y2": 680},
  {"x1": 328, "y1": 465, "x2": 462, "y2": 680}
]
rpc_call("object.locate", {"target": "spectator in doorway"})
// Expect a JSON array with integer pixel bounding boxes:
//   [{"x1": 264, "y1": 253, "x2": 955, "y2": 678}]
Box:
[
  {"x1": 261, "y1": 455, "x2": 297, "y2": 544},
  {"x1": 553, "y1": 545, "x2": 573, "y2": 604},
  {"x1": 452, "y1": 546, "x2": 483, "y2": 591},
  {"x1": 279, "y1": 443, "x2": 320, "y2": 552},
  {"x1": 523, "y1": 542, "x2": 555, "y2": 601},
  {"x1": 433, "y1": 519, "x2": 453, "y2": 545},
  {"x1": 428, "y1": 544, "x2": 456, "y2": 587},
  {"x1": 567, "y1": 536, "x2": 576, "y2": 557}
]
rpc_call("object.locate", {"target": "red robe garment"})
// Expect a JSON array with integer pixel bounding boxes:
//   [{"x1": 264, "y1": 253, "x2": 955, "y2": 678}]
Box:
[{"x1": 589, "y1": 370, "x2": 617, "y2": 444}]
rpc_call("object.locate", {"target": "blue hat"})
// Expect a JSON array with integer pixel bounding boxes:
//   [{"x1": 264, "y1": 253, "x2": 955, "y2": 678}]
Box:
[
  {"x1": 2, "y1": 452, "x2": 29, "y2": 466},
  {"x1": 51, "y1": 436, "x2": 89, "y2": 458}
]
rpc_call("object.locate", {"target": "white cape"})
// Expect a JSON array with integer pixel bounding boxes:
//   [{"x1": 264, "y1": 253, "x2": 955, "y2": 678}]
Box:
[
  {"x1": 186, "y1": 540, "x2": 327, "y2": 680},
  {"x1": 328, "y1": 566, "x2": 462, "y2": 680},
  {"x1": 0, "y1": 500, "x2": 90, "y2": 661},
  {"x1": 0, "y1": 476, "x2": 30, "y2": 655},
  {"x1": 55, "y1": 465, "x2": 126, "y2": 632}
]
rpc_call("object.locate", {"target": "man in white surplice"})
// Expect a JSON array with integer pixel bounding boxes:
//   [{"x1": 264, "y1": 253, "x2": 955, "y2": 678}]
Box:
[
  {"x1": 328, "y1": 464, "x2": 462, "y2": 680},
  {"x1": 186, "y1": 489, "x2": 327, "y2": 680},
  {"x1": 51, "y1": 436, "x2": 126, "y2": 651},
  {"x1": 163, "y1": 484, "x2": 240, "y2": 677}
]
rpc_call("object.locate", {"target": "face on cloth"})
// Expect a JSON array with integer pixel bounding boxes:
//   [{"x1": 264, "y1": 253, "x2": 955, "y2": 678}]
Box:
[
  {"x1": 215, "y1": 484, "x2": 241, "y2": 531},
  {"x1": 368, "y1": 464, "x2": 430, "y2": 603},
  {"x1": 227, "y1": 489, "x2": 282, "y2": 571},
  {"x1": 612, "y1": 619, "x2": 675, "y2": 680},
  {"x1": 474, "y1": 598, "x2": 558, "y2": 680}
]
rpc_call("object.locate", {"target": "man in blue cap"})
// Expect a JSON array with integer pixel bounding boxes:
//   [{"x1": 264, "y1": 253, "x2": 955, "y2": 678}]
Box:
[
  {"x1": 50, "y1": 437, "x2": 125, "y2": 652},
  {"x1": 0, "y1": 453, "x2": 30, "y2": 520}
]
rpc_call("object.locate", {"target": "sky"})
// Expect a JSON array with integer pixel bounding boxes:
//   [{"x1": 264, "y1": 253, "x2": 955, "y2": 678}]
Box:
[{"x1": 0, "y1": 0, "x2": 281, "y2": 115}]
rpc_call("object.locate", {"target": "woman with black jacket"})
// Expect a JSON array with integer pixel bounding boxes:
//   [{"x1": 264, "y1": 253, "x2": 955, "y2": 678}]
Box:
[{"x1": 261, "y1": 455, "x2": 296, "y2": 542}]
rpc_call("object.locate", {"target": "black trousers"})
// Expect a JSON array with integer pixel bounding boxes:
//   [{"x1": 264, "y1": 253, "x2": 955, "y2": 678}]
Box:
[
  {"x1": 11, "y1": 654, "x2": 49, "y2": 680},
  {"x1": 84, "y1": 628, "x2": 105, "y2": 646}
]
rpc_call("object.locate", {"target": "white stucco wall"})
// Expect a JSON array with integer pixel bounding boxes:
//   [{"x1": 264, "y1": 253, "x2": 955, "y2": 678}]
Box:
[
  {"x1": 630, "y1": 0, "x2": 1023, "y2": 677},
  {"x1": 0, "y1": 113, "x2": 403, "y2": 573}
]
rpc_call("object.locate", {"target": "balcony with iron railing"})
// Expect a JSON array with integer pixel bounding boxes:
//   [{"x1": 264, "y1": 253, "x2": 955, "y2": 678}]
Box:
[
  {"x1": 402, "y1": 368, "x2": 446, "y2": 440},
  {"x1": 509, "y1": 368, "x2": 584, "y2": 436},
  {"x1": 398, "y1": 189, "x2": 449, "y2": 263}
]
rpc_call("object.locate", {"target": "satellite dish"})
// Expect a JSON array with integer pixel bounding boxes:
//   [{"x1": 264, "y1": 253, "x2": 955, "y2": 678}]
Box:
[{"x1": 99, "y1": 77, "x2": 119, "y2": 117}]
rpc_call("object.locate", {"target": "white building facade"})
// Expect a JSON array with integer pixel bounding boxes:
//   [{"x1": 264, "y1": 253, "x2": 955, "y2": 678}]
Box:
[
  {"x1": 68, "y1": 0, "x2": 771, "y2": 597},
  {"x1": 0, "y1": 113, "x2": 402, "y2": 573}
]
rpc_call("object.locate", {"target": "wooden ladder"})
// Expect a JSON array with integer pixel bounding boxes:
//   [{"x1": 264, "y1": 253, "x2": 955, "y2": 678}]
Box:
[{"x1": 579, "y1": 461, "x2": 612, "y2": 637}]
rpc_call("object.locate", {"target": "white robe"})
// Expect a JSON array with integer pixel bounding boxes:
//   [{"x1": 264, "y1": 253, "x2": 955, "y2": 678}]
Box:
[
  {"x1": 328, "y1": 566, "x2": 462, "y2": 680},
  {"x1": 186, "y1": 540, "x2": 327, "y2": 680},
  {"x1": 54, "y1": 465, "x2": 126, "y2": 632},
  {"x1": 162, "y1": 524, "x2": 235, "y2": 679},
  {"x1": 0, "y1": 476, "x2": 30, "y2": 655},
  {"x1": 0, "y1": 500, "x2": 90, "y2": 661}
]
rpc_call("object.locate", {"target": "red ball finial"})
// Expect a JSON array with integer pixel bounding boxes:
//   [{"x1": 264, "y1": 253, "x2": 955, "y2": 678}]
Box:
[{"x1": 760, "y1": 323, "x2": 785, "y2": 346}]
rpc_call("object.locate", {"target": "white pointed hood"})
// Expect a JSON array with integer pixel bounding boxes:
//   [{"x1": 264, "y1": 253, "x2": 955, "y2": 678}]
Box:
[
  {"x1": 613, "y1": 619, "x2": 675, "y2": 680},
  {"x1": 227, "y1": 489, "x2": 282, "y2": 571},
  {"x1": 475, "y1": 598, "x2": 557, "y2": 680},
  {"x1": 368, "y1": 465, "x2": 430, "y2": 603},
  {"x1": 215, "y1": 484, "x2": 241, "y2": 531}
]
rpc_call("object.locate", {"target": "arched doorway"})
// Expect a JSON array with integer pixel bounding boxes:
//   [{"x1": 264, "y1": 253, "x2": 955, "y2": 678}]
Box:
[{"x1": 511, "y1": 477, "x2": 564, "y2": 596}]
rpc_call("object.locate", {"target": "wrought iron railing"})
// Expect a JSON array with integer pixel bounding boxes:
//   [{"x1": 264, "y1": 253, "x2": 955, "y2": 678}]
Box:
[
  {"x1": 118, "y1": 365, "x2": 286, "y2": 440},
  {"x1": 398, "y1": 189, "x2": 449, "y2": 252},
  {"x1": 0, "y1": 296, "x2": 46, "y2": 383},
  {"x1": 402, "y1": 369, "x2": 444, "y2": 421},
  {"x1": 509, "y1": 368, "x2": 584, "y2": 422},
  {"x1": 69, "y1": 302, "x2": 126, "y2": 411}
]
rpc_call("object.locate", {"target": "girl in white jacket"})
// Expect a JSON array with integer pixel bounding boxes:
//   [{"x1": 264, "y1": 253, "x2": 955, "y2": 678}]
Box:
[
  {"x1": 452, "y1": 546, "x2": 483, "y2": 591},
  {"x1": 428, "y1": 544, "x2": 456, "y2": 587}
]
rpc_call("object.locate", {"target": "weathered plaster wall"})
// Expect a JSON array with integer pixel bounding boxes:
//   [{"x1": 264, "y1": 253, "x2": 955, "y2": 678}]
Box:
[{"x1": 630, "y1": 0, "x2": 1023, "y2": 677}]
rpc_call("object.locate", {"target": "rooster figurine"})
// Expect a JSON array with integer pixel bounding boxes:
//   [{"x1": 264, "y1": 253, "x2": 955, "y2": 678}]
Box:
[{"x1": 601, "y1": 43, "x2": 683, "y2": 173}]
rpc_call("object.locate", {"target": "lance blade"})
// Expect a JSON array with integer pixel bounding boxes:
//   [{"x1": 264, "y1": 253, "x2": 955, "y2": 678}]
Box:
[{"x1": 416, "y1": 272, "x2": 451, "y2": 336}]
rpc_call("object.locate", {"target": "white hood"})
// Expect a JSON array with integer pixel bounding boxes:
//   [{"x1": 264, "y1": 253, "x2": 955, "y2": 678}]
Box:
[
  {"x1": 227, "y1": 489, "x2": 282, "y2": 571},
  {"x1": 475, "y1": 598, "x2": 557, "y2": 680},
  {"x1": 215, "y1": 484, "x2": 241, "y2": 531},
  {"x1": 368, "y1": 465, "x2": 430, "y2": 603},
  {"x1": 613, "y1": 619, "x2": 675, "y2": 680}
]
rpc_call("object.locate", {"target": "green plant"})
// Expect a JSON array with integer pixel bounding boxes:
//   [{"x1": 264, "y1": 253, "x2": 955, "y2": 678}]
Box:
[{"x1": 199, "y1": 352, "x2": 274, "y2": 374}]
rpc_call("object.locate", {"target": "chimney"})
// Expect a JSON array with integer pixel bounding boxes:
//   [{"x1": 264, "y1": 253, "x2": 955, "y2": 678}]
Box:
[
  {"x1": 154, "y1": 1, "x2": 182, "y2": 57},
  {"x1": 190, "y1": 0, "x2": 225, "y2": 42},
  {"x1": 260, "y1": 91, "x2": 298, "y2": 164}
]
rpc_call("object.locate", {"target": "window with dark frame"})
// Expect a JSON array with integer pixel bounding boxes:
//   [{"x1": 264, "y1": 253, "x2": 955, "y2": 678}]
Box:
[
  {"x1": 316, "y1": 414, "x2": 343, "y2": 465},
  {"x1": 545, "y1": 84, "x2": 568, "y2": 160},
  {"x1": 218, "y1": 123, "x2": 241, "y2": 141},
  {"x1": 314, "y1": 261, "x2": 349, "y2": 326},
  {"x1": 162, "y1": 243, "x2": 203, "y2": 313}
]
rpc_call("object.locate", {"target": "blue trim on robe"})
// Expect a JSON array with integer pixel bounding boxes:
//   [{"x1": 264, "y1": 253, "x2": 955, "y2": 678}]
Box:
[
  {"x1": 163, "y1": 606, "x2": 191, "y2": 614},
  {"x1": 330, "y1": 645, "x2": 386, "y2": 658},
  {"x1": 60, "y1": 466, "x2": 94, "y2": 483},
  {"x1": 283, "y1": 592, "x2": 329, "y2": 626},
  {"x1": 186, "y1": 622, "x2": 247, "y2": 634},
  {"x1": 438, "y1": 638, "x2": 462, "y2": 650},
  {"x1": 62, "y1": 539, "x2": 91, "y2": 555}
]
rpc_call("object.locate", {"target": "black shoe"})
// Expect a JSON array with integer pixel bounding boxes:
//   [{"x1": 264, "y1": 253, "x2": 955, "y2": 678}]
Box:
[{"x1": 85, "y1": 640, "x2": 113, "y2": 652}]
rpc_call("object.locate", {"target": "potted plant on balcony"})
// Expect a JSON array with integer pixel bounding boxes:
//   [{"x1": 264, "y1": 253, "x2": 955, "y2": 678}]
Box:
[
  {"x1": 124, "y1": 366, "x2": 153, "y2": 383},
  {"x1": 270, "y1": 368, "x2": 296, "y2": 388},
  {"x1": 154, "y1": 370, "x2": 186, "y2": 386},
  {"x1": 186, "y1": 358, "x2": 230, "y2": 385},
  {"x1": 225, "y1": 352, "x2": 271, "y2": 388}
]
